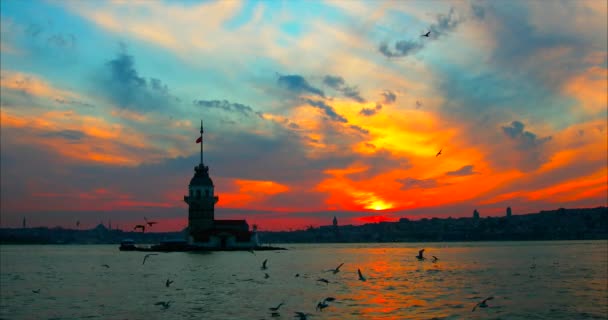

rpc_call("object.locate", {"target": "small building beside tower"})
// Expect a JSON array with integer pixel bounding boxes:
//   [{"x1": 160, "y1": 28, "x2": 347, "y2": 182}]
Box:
[{"x1": 183, "y1": 121, "x2": 259, "y2": 249}]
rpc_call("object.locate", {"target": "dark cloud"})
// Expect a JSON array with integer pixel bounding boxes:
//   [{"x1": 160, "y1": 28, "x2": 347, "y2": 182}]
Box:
[
  {"x1": 381, "y1": 91, "x2": 396, "y2": 104},
  {"x1": 379, "y1": 7, "x2": 464, "y2": 58},
  {"x1": 46, "y1": 34, "x2": 76, "y2": 49},
  {"x1": 471, "y1": 3, "x2": 486, "y2": 20},
  {"x1": 54, "y1": 98, "x2": 94, "y2": 108},
  {"x1": 277, "y1": 74, "x2": 325, "y2": 98},
  {"x1": 305, "y1": 99, "x2": 347, "y2": 123},
  {"x1": 349, "y1": 124, "x2": 369, "y2": 135},
  {"x1": 359, "y1": 103, "x2": 382, "y2": 116},
  {"x1": 502, "y1": 121, "x2": 552, "y2": 150},
  {"x1": 193, "y1": 99, "x2": 263, "y2": 118},
  {"x1": 323, "y1": 74, "x2": 366, "y2": 103},
  {"x1": 323, "y1": 75, "x2": 345, "y2": 89},
  {"x1": 397, "y1": 177, "x2": 438, "y2": 189},
  {"x1": 99, "y1": 51, "x2": 179, "y2": 111},
  {"x1": 41, "y1": 129, "x2": 85, "y2": 141},
  {"x1": 428, "y1": 8, "x2": 463, "y2": 38},
  {"x1": 446, "y1": 165, "x2": 478, "y2": 176},
  {"x1": 379, "y1": 40, "x2": 424, "y2": 58}
]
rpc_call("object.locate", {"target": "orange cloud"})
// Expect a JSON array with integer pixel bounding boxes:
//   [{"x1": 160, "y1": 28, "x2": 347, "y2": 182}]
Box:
[
  {"x1": 219, "y1": 179, "x2": 289, "y2": 208},
  {"x1": 0, "y1": 70, "x2": 80, "y2": 101},
  {"x1": 564, "y1": 66, "x2": 608, "y2": 114}
]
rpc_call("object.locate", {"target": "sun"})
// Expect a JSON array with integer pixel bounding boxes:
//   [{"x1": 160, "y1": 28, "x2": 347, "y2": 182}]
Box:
[{"x1": 368, "y1": 201, "x2": 394, "y2": 211}]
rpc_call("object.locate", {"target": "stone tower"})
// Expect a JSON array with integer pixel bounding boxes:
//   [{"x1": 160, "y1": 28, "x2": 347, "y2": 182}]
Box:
[{"x1": 184, "y1": 120, "x2": 219, "y2": 243}]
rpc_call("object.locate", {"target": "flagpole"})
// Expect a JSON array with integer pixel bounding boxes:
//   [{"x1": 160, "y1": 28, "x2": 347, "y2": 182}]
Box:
[{"x1": 200, "y1": 120, "x2": 203, "y2": 166}]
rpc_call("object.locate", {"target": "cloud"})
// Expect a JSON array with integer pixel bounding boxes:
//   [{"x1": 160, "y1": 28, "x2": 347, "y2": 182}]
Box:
[
  {"x1": 381, "y1": 90, "x2": 396, "y2": 104},
  {"x1": 502, "y1": 121, "x2": 552, "y2": 151},
  {"x1": 379, "y1": 7, "x2": 464, "y2": 58},
  {"x1": 397, "y1": 177, "x2": 438, "y2": 189},
  {"x1": 379, "y1": 40, "x2": 424, "y2": 58},
  {"x1": 41, "y1": 129, "x2": 86, "y2": 141},
  {"x1": 322, "y1": 75, "x2": 344, "y2": 89},
  {"x1": 193, "y1": 99, "x2": 263, "y2": 118},
  {"x1": 323, "y1": 74, "x2": 365, "y2": 103},
  {"x1": 446, "y1": 165, "x2": 478, "y2": 176},
  {"x1": 98, "y1": 50, "x2": 179, "y2": 111},
  {"x1": 359, "y1": 103, "x2": 382, "y2": 116},
  {"x1": 305, "y1": 99, "x2": 347, "y2": 123},
  {"x1": 277, "y1": 74, "x2": 325, "y2": 98}
]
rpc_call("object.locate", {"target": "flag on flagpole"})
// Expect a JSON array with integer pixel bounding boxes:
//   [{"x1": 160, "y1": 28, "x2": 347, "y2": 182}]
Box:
[{"x1": 196, "y1": 136, "x2": 202, "y2": 143}]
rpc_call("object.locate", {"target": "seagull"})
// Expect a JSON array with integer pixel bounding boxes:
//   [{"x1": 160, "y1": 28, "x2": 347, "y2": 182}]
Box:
[
  {"x1": 416, "y1": 249, "x2": 426, "y2": 261},
  {"x1": 472, "y1": 296, "x2": 494, "y2": 311},
  {"x1": 357, "y1": 268, "x2": 366, "y2": 281},
  {"x1": 326, "y1": 262, "x2": 344, "y2": 274},
  {"x1": 432, "y1": 256, "x2": 439, "y2": 263},
  {"x1": 421, "y1": 30, "x2": 431, "y2": 37},
  {"x1": 144, "y1": 217, "x2": 158, "y2": 227},
  {"x1": 435, "y1": 148, "x2": 442, "y2": 157},
  {"x1": 295, "y1": 273, "x2": 300, "y2": 277},
  {"x1": 317, "y1": 278, "x2": 330, "y2": 284},
  {"x1": 154, "y1": 301, "x2": 172, "y2": 310},
  {"x1": 165, "y1": 279, "x2": 174, "y2": 287},
  {"x1": 142, "y1": 253, "x2": 158, "y2": 265},
  {"x1": 323, "y1": 297, "x2": 336, "y2": 303},
  {"x1": 316, "y1": 300, "x2": 329, "y2": 311},
  {"x1": 269, "y1": 302, "x2": 284, "y2": 311},
  {"x1": 261, "y1": 259, "x2": 268, "y2": 270},
  {"x1": 133, "y1": 225, "x2": 146, "y2": 233},
  {"x1": 101, "y1": 264, "x2": 110, "y2": 268},
  {"x1": 294, "y1": 311, "x2": 312, "y2": 320},
  {"x1": 416, "y1": 100, "x2": 422, "y2": 109},
  {"x1": 264, "y1": 273, "x2": 270, "y2": 279},
  {"x1": 32, "y1": 289, "x2": 40, "y2": 294}
]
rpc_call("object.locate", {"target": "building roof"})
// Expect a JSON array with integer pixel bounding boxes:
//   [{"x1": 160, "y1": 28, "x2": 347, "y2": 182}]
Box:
[{"x1": 190, "y1": 165, "x2": 214, "y2": 187}]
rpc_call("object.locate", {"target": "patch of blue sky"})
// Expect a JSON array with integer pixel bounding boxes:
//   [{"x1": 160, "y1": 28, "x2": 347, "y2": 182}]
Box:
[{"x1": 223, "y1": 0, "x2": 264, "y2": 30}]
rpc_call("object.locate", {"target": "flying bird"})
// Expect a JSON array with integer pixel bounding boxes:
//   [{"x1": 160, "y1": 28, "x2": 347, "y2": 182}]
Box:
[
  {"x1": 269, "y1": 302, "x2": 284, "y2": 311},
  {"x1": 358, "y1": 268, "x2": 366, "y2": 281},
  {"x1": 294, "y1": 273, "x2": 300, "y2": 277},
  {"x1": 32, "y1": 289, "x2": 41, "y2": 294},
  {"x1": 261, "y1": 259, "x2": 268, "y2": 270},
  {"x1": 142, "y1": 253, "x2": 158, "y2": 265},
  {"x1": 317, "y1": 278, "x2": 330, "y2": 284},
  {"x1": 421, "y1": 31, "x2": 431, "y2": 37},
  {"x1": 472, "y1": 296, "x2": 494, "y2": 312},
  {"x1": 432, "y1": 256, "x2": 439, "y2": 263},
  {"x1": 165, "y1": 279, "x2": 174, "y2": 287},
  {"x1": 144, "y1": 217, "x2": 158, "y2": 227},
  {"x1": 415, "y1": 100, "x2": 422, "y2": 109},
  {"x1": 435, "y1": 148, "x2": 442, "y2": 157},
  {"x1": 264, "y1": 273, "x2": 270, "y2": 279},
  {"x1": 133, "y1": 225, "x2": 146, "y2": 233},
  {"x1": 101, "y1": 264, "x2": 110, "y2": 268},
  {"x1": 248, "y1": 247, "x2": 256, "y2": 255},
  {"x1": 154, "y1": 301, "x2": 172, "y2": 310},
  {"x1": 326, "y1": 262, "x2": 344, "y2": 274},
  {"x1": 323, "y1": 297, "x2": 336, "y2": 303},
  {"x1": 416, "y1": 249, "x2": 426, "y2": 261},
  {"x1": 316, "y1": 300, "x2": 329, "y2": 311},
  {"x1": 294, "y1": 311, "x2": 312, "y2": 320}
]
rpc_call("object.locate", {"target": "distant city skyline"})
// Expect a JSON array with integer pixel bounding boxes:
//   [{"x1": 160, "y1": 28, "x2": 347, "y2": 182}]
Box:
[{"x1": 1, "y1": 0, "x2": 606, "y2": 232}]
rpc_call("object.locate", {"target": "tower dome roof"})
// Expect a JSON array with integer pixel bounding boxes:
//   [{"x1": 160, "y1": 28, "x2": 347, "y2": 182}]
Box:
[{"x1": 190, "y1": 165, "x2": 214, "y2": 187}]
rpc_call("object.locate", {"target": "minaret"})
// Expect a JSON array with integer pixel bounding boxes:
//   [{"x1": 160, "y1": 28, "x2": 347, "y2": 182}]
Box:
[{"x1": 184, "y1": 120, "x2": 219, "y2": 243}]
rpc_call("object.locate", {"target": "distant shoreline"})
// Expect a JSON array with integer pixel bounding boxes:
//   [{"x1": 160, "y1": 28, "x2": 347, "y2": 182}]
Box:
[{"x1": 1, "y1": 206, "x2": 606, "y2": 245}]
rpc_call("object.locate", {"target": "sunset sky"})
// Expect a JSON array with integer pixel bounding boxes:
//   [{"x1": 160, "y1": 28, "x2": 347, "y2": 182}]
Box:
[{"x1": 1, "y1": 0, "x2": 606, "y2": 231}]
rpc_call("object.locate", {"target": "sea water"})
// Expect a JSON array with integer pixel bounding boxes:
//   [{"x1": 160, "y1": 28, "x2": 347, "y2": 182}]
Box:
[{"x1": 1, "y1": 241, "x2": 606, "y2": 319}]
